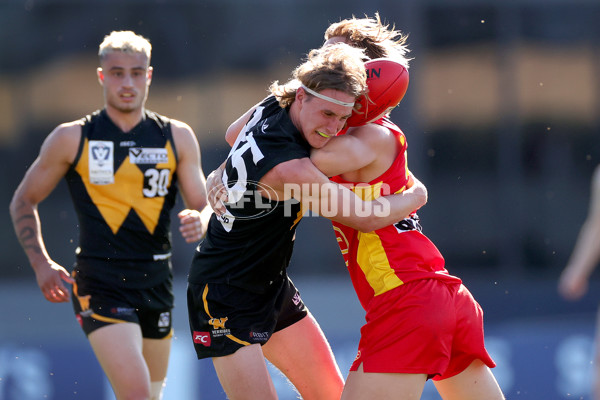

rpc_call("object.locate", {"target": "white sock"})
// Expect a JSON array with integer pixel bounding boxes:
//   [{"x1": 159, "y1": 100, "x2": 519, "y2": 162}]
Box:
[{"x1": 150, "y1": 379, "x2": 166, "y2": 400}]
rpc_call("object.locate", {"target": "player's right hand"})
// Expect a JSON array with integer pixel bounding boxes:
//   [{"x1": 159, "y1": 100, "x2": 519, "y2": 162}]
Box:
[
  {"x1": 34, "y1": 261, "x2": 74, "y2": 303},
  {"x1": 558, "y1": 266, "x2": 588, "y2": 301},
  {"x1": 206, "y1": 165, "x2": 228, "y2": 216}
]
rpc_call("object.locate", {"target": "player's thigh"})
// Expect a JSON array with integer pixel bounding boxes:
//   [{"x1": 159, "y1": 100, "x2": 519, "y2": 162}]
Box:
[
  {"x1": 263, "y1": 313, "x2": 344, "y2": 400},
  {"x1": 433, "y1": 359, "x2": 504, "y2": 400},
  {"x1": 212, "y1": 343, "x2": 277, "y2": 400},
  {"x1": 341, "y1": 363, "x2": 426, "y2": 400},
  {"x1": 88, "y1": 323, "x2": 150, "y2": 389},
  {"x1": 142, "y1": 336, "x2": 172, "y2": 382}
]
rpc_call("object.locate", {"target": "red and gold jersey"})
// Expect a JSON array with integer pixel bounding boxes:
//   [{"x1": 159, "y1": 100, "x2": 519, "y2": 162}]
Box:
[{"x1": 331, "y1": 117, "x2": 460, "y2": 310}]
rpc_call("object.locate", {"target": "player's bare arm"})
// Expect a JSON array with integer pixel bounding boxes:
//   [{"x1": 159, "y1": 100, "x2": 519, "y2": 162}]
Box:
[
  {"x1": 225, "y1": 101, "x2": 262, "y2": 146},
  {"x1": 310, "y1": 123, "x2": 397, "y2": 180},
  {"x1": 9, "y1": 122, "x2": 80, "y2": 302},
  {"x1": 170, "y1": 119, "x2": 210, "y2": 242},
  {"x1": 261, "y1": 157, "x2": 426, "y2": 232},
  {"x1": 558, "y1": 165, "x2": 600, "y2": 300}
]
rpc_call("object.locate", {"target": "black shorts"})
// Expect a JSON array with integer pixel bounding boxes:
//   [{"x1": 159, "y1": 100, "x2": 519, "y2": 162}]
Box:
[
  {"x1": 71, "y1": 268, "x2": 174, "y2": 339},
  {"x1": 187, "y1": 276, "x2": 308, "y2": 359}
]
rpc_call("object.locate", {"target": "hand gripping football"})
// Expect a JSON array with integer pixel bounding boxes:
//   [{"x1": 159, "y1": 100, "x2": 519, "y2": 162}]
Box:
[{"x1": 346, "y1": 58, "x2": 409, "y2": 127}]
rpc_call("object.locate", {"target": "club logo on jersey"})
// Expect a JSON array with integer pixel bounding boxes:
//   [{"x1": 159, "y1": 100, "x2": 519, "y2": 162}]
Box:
[
  {"x1": 89, "y1": 140, "x2": 114, "y2": 184},
  {"x1": 129, "y1": 148, "x2": 168, "y2": 164},
  {"x1": 209, "y1": 317, "x2": 228, "y2": 329},
  {"x1": 208, "y1": 317, "x2": 231, "y2": 337},
  {"x1": 193, "y1": 331, "x2": 211, "y2": 346}
]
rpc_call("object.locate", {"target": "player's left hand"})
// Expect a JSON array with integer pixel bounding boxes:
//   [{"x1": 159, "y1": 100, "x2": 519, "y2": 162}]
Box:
[{"x1": 178, "y1": 209, "x2": 207, "y2": 243}]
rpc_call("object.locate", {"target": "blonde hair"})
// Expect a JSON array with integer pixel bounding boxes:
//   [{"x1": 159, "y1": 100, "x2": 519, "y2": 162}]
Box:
[
  {"x1": 98, "y1": 30, "x2": 152, "y2": 64},
  {"x1": 325, "y1": 13, "x2": 411, "y2": 68},
  {"x1": 270, "y1": 43, "x2": 367, "y2": 108}
]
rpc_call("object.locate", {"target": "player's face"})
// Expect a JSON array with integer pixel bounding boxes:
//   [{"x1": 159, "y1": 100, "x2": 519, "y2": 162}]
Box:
[
  {"x1": 296, "y1": 88, "x2": 354, "y2": 149},
  {"x1": 97, "y1": 52, "x2": 152, "y2": 114}
]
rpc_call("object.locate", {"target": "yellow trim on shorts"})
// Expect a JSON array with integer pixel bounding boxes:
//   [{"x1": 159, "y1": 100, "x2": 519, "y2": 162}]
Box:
[
  {"x1": 226, "y1": 334, "x2": 250, "y2": 345},
  {"x1": 89, "y1": 313, "x2": 127, "y2": 324},
  {"x1": 202, "y1": 284, "x2": 251, "y2": 346}
]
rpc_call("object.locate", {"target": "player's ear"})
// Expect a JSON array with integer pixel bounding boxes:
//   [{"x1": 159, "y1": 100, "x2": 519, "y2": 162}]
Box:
[
  {"x1": 97, "y1": 67, "x2": 104, "y2": 85},
  {"x1": 295, "y1": 85, "x2": 306, "y2": 104},
  {"x1": 147, "y1": 66, "x2": 153, "y2": 84}
]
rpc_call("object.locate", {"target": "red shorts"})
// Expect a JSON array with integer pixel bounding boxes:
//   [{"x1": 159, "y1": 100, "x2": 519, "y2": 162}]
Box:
[{"x1": 350, "y1": 278, "x2": 495, "y2": 380}]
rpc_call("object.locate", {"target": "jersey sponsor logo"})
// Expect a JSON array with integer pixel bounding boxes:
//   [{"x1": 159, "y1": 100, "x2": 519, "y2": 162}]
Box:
[
  {"x1": 193, "y1": 331, "x2": 211, "y2": 346},
  {"x1": 129, "y1": 148, "x2": 168, "y2": 164},
  {"x1": 88, "y1": 140, "x2": 114, "y2": 184},
  {"x1": 119, "y1": 140, "x2": 136, "y2": 147},
  {"x1": 249, "y1": 331, "x2": 270, "y2": 342},
  {"x1": 110, "y1": 307, "x2": 135, "y2": 316}
]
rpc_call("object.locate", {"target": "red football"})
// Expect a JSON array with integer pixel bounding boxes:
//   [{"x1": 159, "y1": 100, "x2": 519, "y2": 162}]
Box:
[{"x1": 346, "y1": 58, "x2": 409, "y2": 127}]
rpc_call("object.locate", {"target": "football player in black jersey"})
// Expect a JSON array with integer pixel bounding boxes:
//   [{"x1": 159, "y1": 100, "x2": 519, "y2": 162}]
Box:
[
  {"x1": 10, "y1": 31, "x2": 210, "y2": 400},
  {"x1": 187, "y1": 43, "x2": 427, "y2": 400}
]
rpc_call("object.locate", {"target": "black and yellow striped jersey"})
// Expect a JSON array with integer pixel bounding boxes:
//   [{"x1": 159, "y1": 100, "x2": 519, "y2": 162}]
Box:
[{"x1": 65, "y1": 109, "x2": 179, "y2": 265}]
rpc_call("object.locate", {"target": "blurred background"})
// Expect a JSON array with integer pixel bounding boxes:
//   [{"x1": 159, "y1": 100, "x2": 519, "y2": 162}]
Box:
[{"x1": 1, "y1": 0, "x2": 599, "y2": 398}]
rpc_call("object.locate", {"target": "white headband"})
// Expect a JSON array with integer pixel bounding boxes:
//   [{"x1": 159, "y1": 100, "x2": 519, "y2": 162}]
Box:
[{"x1": 300, "y1": 84, "x2": 355, "y2": 107}]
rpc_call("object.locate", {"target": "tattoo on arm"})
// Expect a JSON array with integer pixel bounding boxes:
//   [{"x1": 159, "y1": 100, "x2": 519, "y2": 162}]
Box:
[{"x1": 15, "y1": 214, "x2": 42, "y2": 254}]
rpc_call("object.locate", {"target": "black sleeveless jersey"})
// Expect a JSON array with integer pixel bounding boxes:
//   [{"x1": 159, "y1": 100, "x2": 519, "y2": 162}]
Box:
[
  {"x1": 65, "y1": 109, "x2": 179, "y2": 268},
  {"x1": 188, "y1": 96, "x2": 310, "y2": 293}
]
